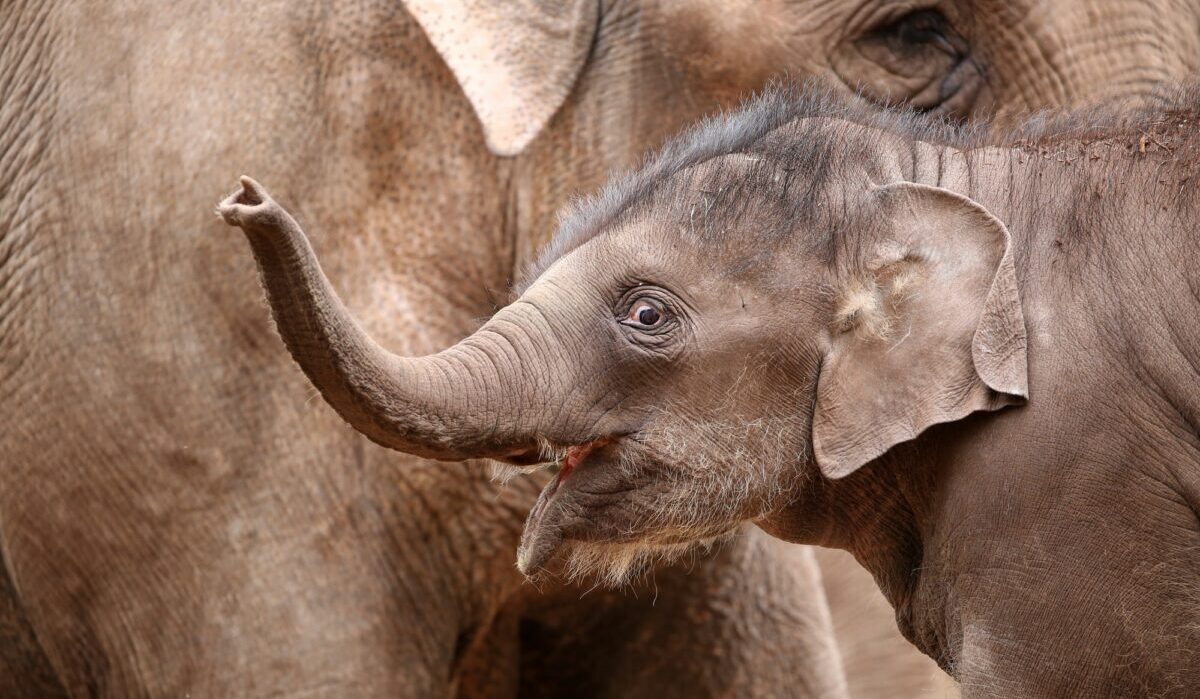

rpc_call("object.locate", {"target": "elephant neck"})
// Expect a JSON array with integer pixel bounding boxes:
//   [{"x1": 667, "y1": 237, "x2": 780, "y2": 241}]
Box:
[{"x1": 760, "y1": 442, "x2": 951, "y2": 664}]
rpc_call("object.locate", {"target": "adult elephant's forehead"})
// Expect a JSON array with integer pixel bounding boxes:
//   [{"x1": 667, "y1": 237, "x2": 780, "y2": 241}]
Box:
[{"x1": 640, "y1": 0, "x2": 1200, "y2": 121}]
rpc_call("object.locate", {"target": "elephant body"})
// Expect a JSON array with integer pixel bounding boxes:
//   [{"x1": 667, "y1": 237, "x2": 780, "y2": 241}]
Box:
[
  {"x1": 7, "y1": 0, "x2": 1200, "y2": 695},
  {"x1": 226, "y1": 85, "x2": 1200, "y2": 696}
]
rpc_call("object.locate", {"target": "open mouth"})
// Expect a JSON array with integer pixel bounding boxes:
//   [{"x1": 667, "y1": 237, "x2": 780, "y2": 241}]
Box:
[
  {"x1": 517, "y1": 435, "x2": 646, "y2": 575},
  {"x1": 524, "y1": 437, "x2": 612, "y2": 530}
]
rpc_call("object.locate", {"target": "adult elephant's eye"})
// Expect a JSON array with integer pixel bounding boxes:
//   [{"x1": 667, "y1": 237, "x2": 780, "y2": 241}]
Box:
[
  {"x1": 832, "y1": 7, "x2": 982, "y2": 117},
  {"x1": 879, "y1": 10, "x2": 958, "y2": 57},
  {"x1": 625, "y1": 300, "x2": 665, "y2": 329}
]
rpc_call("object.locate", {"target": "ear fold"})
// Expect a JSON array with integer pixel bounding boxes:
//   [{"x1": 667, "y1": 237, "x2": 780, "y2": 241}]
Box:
[
  {"x1": 403, "y1": 0, "x2": 598, "y2": 157},
  {"x1": 812, "y1": 182, "x2": 1028, "y2": 479}
]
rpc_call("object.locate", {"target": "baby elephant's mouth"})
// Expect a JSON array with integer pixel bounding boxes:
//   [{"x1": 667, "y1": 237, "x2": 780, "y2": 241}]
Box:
[
  {"x1": 557, "y1": 438, "x2": 613, "y2": 484},
  {"x1": 518, "y1": 437, "x2": 620, "y2": 575},
  {"x1": 526, "y1": 438, "x2": 612, "y2": 526}
]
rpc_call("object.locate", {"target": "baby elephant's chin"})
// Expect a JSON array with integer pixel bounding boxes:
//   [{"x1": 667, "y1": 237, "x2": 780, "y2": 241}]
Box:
[
  {"x1": 516, "y1": 439, "x2": 648, "y2": 577},
  {"x1": 552, "y1": 535, "x2": 734, "y2": 587},
  {"x1": 515, "y1": 441, "x2": 740, "y2": 582}
]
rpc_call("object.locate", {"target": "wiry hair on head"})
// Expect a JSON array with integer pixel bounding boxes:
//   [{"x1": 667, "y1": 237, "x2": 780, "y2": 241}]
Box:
[
  {"x1": 515, "y1": 79, "x2": 969, "y2": 293},
  {"x1": 514, "y1": 79, "x2": 1200, "y2": 295}
]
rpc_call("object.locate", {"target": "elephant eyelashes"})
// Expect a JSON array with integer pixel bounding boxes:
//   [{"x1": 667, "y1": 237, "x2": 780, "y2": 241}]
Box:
[{"x1": 625, "y1": 300, "x2": 665, "y2": 329}]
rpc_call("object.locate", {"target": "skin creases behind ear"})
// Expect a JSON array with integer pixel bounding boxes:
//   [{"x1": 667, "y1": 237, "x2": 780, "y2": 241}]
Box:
[
  {"x1": 402, "y1": 0, "x2": 599, "y2": 157},
  {"x1": 812, "y1": 182, "x2": 1028, "y2": 479}
]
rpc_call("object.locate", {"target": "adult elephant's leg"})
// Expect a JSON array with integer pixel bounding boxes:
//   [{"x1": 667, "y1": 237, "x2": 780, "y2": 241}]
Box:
[
  {"x1": 2, "y1": 417, "x2": 474, "y2": 696},
  {"x1": 518, "y1": 529, "x2": 849, "y2": 699},
  {"x1": 452, "y1": 606, "x2": 522, "y2": 699}
]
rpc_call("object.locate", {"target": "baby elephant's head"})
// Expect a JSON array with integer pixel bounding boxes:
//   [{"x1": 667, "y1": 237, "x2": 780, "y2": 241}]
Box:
[
  {"x1": 502, "y1": 136, "x2": 1030, "y2": 580},
  {"x1": 223, "y1": 90, "x2": 1028, "y2": 584}
]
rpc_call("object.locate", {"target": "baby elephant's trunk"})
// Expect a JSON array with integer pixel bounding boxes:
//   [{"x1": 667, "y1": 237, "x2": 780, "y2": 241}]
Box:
[{"x1": 217, "y1": 177, "x2": 550, "y2": 463}]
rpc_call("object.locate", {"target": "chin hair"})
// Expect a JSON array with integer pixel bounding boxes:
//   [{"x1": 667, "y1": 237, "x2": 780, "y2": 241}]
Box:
[
  {"x1": 553, "y1": 409, "x2": 805, "y2": 588},
  {"x1": 560, "y1": 533, "x2": 730, "y2": 588}
]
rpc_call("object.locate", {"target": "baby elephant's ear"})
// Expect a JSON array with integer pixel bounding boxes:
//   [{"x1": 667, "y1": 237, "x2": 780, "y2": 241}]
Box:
[
  {"x1": 403, "y1": 0, "x2": 598, "y2": 157},
  {"x1": 813, "y1": 183, "x2": 1028, "y2": 479}
]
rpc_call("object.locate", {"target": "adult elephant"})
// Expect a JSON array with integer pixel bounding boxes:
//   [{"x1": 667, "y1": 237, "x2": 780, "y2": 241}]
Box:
[{"x1": 2, "y1": 0, "x2": 1197, "y2": 696}]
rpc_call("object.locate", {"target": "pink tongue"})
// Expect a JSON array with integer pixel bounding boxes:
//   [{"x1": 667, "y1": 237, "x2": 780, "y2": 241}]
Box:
[
  {"x1": 549, "y1": 439, "x2": 608, "y2": 495},
  {"x1": 528, "y1": 441, "x2": 603, "y2": 527},
  {"x1": 559, "y1": 444, "x2": 587, "y2": 480}
]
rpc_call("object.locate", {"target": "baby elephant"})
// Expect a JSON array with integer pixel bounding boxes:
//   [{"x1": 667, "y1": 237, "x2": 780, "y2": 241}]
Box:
[{"x1": 219, "y1": 85, "x2": 1200, "y2": 696}]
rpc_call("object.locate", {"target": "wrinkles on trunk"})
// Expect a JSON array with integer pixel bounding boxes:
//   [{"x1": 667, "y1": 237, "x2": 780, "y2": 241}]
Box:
[{"x1": 218, "y1": 177, "x2": 546, "y2": 462}]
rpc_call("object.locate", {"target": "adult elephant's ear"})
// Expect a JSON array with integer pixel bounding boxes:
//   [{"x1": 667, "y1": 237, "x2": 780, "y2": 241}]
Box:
[
  {"x1": 813, "y1": 183, "x2": 1028, "y2": 478},
  {"x1": 403, "y1": 0, "x2": 598, "y2": 156}
]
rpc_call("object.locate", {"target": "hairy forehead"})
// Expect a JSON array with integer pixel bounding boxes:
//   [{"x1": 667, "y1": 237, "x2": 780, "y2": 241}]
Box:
[
  {"x1": 514, "y1": 84, "x2": 960, "y2": 294},
  {"x1": 515, "y1": 81, "x2": 1200, "y2": 295}
]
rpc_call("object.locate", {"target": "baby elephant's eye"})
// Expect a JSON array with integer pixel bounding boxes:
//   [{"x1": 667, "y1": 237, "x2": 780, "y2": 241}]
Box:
[{"x1": 625, "y1": 299, "x2": 665, "y2": 329}]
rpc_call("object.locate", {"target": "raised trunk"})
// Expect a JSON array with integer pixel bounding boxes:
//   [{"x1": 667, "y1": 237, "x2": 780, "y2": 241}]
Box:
[{"x1": 218, "y1": 177, "x2": 541, "y2": 462}]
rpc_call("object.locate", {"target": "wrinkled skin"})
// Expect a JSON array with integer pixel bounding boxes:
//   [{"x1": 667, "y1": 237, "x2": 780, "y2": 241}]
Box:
[
  {"x1": 7, "y1": 0, "x2": 1200, "y2": 695},
  {"x1": 227, "y1": 87, "x2": 1200, "y2": 697}
]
